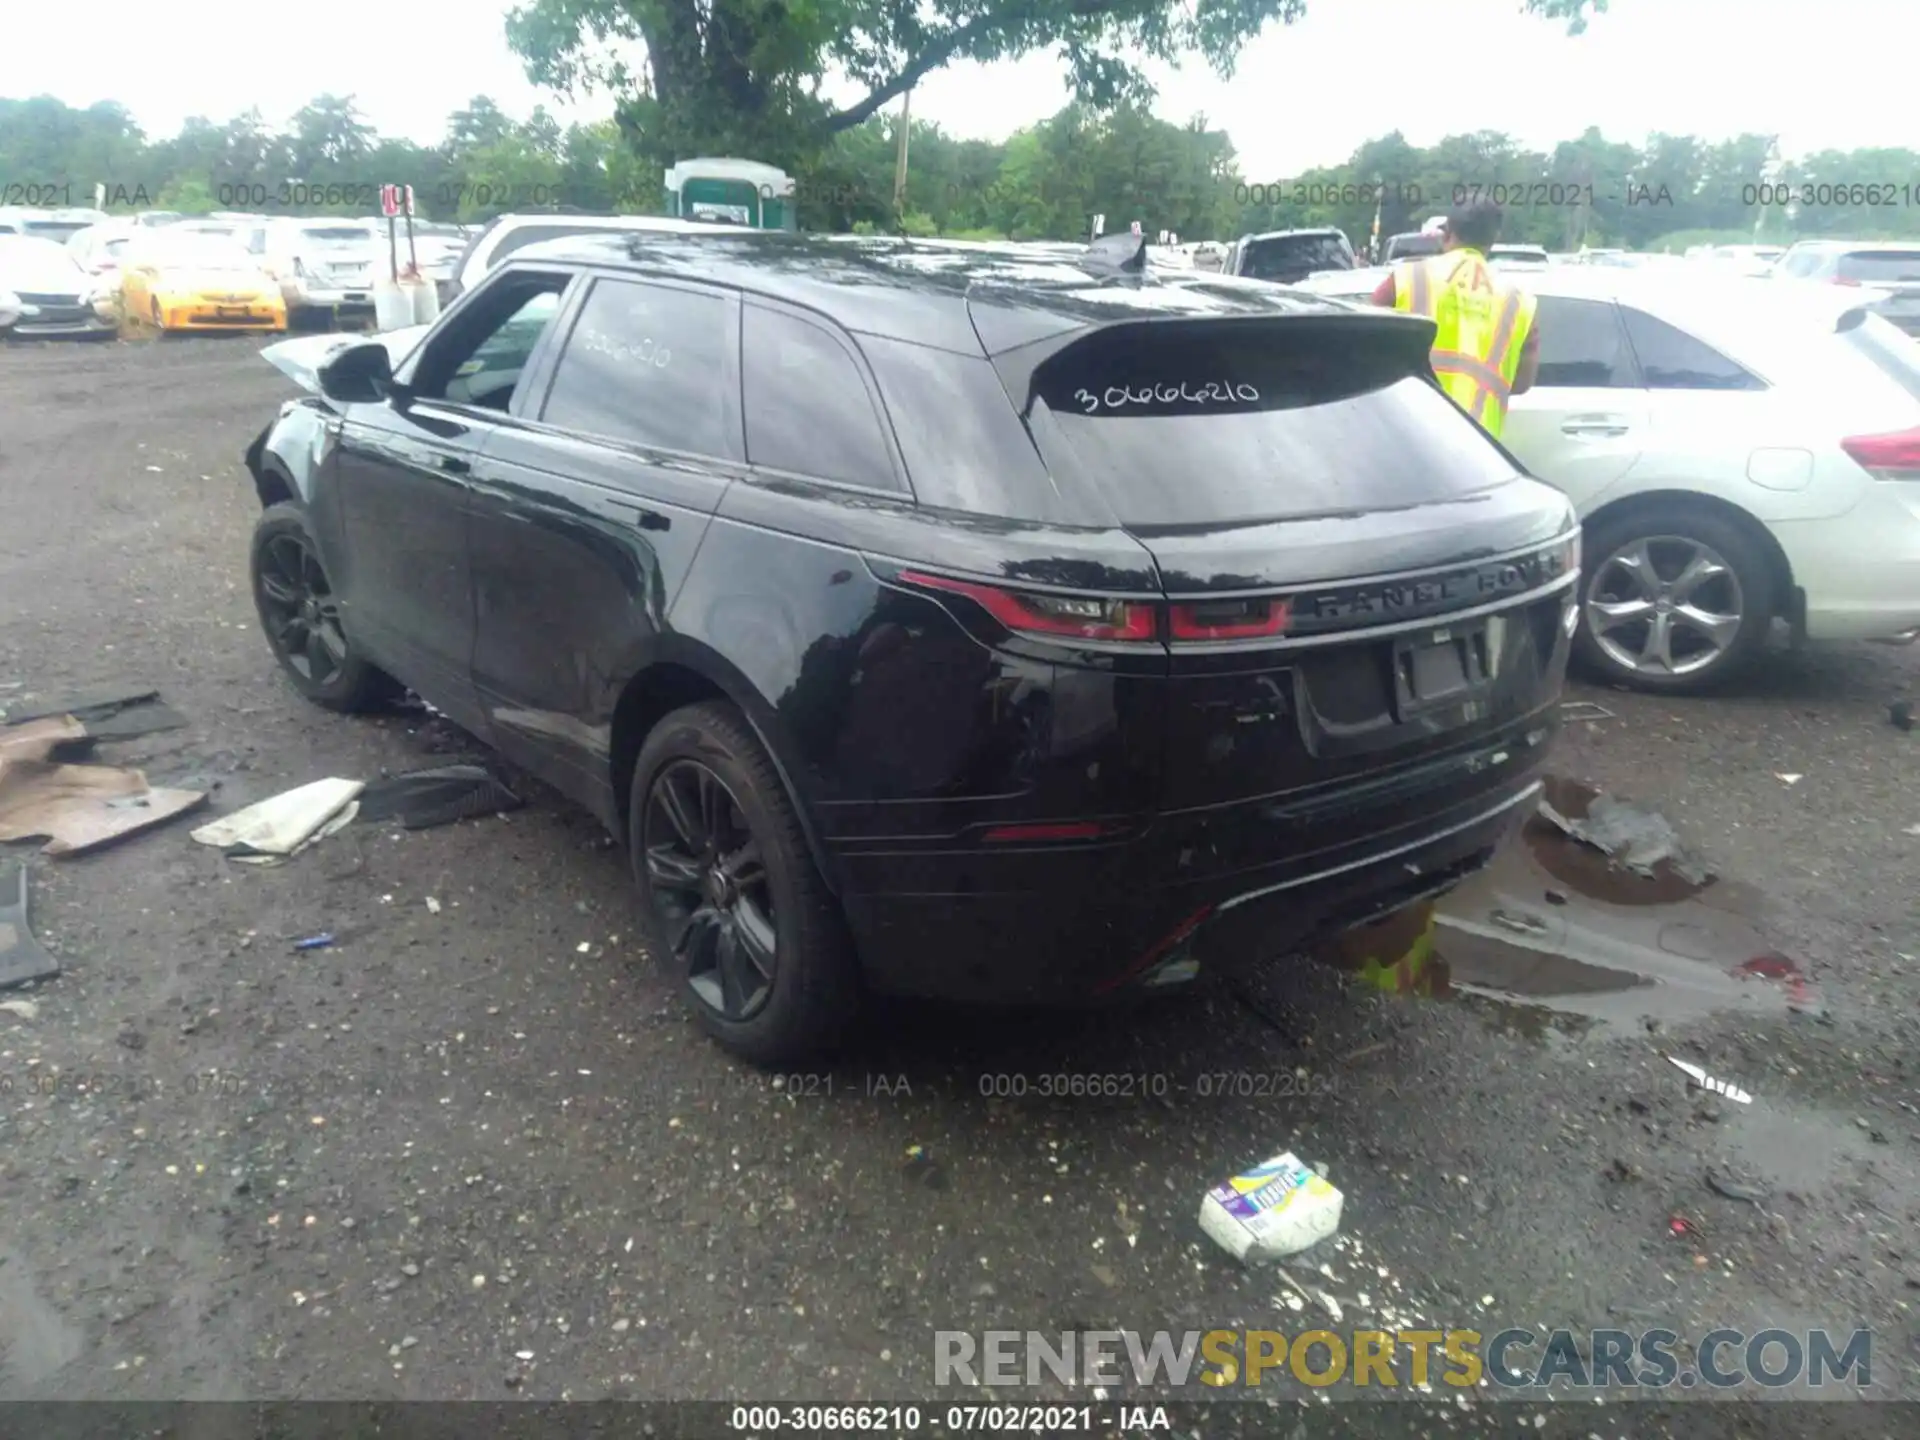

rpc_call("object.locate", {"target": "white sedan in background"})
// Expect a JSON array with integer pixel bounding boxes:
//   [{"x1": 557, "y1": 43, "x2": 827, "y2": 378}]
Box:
[{"x1": 1299, "y1": 265, "x2": 1920, "y2": 693}]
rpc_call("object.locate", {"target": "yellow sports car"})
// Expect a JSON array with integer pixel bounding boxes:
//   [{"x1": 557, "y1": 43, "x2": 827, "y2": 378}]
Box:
[{"x1": 120, "y1": 229, "x2": 286, "y2": 332}]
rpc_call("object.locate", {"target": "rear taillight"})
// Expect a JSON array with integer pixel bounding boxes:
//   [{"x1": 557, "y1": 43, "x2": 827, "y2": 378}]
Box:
[
  {"x1": 897, "y1": 570, "x2": 1158, "y2": 642},
  {"x1": 1169, "y1": 596, "x2": 1291, "y2": 641},
  {"x1": 1842, "y1": 427, "x2": 1920, "y2": 479}
]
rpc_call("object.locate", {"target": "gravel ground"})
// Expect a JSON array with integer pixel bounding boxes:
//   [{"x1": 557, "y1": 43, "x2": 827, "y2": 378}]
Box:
[{"x1": 0, "y1": 336, "x2": 1916, "y2": 1436}]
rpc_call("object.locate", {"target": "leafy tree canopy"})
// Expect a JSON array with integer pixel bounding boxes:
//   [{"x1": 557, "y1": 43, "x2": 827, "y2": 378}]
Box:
[{"x1": 504, "y1": 0, "x2": 1604, "y2": 169}]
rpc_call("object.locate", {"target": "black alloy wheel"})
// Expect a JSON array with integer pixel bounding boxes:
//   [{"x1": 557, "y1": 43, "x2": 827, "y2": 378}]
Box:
[
  {"x1": 627, "y1": 701, "x2": 860, "y2": 1064},
  {"x1": 642, "y1": 759, "x2": 778, "y2": 1021},
  {"x1": 249, "y1": 502, "x2": 397, "y2": 711},
  {"x1": 256, "y1": 531, "x2": 350, "y2": 688}
]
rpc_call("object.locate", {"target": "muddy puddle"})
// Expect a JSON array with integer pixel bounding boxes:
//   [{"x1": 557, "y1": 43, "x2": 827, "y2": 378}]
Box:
[{"x1": 1429, "y1": 776, "x2": 1818, "y2": 1030}]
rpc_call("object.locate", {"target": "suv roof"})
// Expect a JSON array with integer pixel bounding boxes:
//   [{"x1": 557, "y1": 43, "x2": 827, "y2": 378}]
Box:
[{"x1": 506, "y1": 230, "x2": 1357, "y2": 354}]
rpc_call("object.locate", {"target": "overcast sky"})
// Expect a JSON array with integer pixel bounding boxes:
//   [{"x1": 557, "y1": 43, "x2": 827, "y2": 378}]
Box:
[{"x1": 13, "y1": 0, "x2": 1916, "y2": 174}]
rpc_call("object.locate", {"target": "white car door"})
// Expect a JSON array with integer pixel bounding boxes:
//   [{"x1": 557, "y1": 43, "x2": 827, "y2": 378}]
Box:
[{"x1": 1502, "y1": 295, "x2": 1648, "y2": 512}]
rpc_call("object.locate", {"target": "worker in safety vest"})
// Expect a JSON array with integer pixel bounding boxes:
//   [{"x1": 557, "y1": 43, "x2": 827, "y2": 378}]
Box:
[
  {"x1": 1368, "y1": 197, "x2": 1540, "y2": 440},
  {"x1": 1322, "y1": 200, "x2": 1540, "y2": 996}
]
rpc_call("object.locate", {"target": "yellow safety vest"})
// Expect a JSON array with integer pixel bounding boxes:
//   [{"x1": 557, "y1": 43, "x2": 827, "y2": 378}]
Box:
[{"x1": 1393, "y1": 250, "x2": 1537, "y2": 439}]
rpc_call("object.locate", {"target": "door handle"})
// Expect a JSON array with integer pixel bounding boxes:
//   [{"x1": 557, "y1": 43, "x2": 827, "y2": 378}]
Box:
[
  {"x1": 436, "y1": 454, "x2": 471, "y2": 475},
  {"x1": 1561, "y1": 418, "x2": 1629, "y2": 438}
]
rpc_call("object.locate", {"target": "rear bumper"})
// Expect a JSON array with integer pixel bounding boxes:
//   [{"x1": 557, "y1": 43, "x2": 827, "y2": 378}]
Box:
[
  {"x1": 1775, "y1": 484, "x2": 1920, "y2": 640},
  {"x1": 842, "y1": 760, "x2": 1547, "y2": 1005}
]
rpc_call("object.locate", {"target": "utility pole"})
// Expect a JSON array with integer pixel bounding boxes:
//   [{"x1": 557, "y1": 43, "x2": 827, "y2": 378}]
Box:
[{"x1": 892, "y1": 87, "x2": 912, "y2": 222}]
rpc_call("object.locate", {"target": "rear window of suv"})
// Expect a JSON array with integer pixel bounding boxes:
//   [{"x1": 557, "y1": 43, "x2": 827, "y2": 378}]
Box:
[
  {"x1": 1838, "y1": 250, "x2": 1920, "y2": 284},
  {"x1": 1235, "y1": 234, "x2": 1353, "y2": 283},
  {"x1": 1023, "y1": 319, "x2": 1518, "y2": 527}
]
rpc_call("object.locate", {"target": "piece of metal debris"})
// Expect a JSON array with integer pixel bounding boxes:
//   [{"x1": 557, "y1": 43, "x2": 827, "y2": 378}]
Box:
[
  {"x1": 0, "y1": 997, "x2": 39, "y2": 1020},
  {"x1": 1560, "y1": 701, "x2": 1616, "y2": 722},
  {"x1": 1706, "y1": 1170, "x2": 1770, "y2": 1205},
  {"x1": 1775, "y1": 773, "x2": 1802, "y2": 786},
  {"x1": 1667, "y1": 1055, "x2": 1753, "y2": 1104},
  {"x1": 293, "y1": 933, "x2": 335, "y2": 951},
  {"x1": 356, "y1": 763, "x2": 524, "y2": 830},
  {"x1": 0, "y1": 864, "x2": 60, "y2": 991}
]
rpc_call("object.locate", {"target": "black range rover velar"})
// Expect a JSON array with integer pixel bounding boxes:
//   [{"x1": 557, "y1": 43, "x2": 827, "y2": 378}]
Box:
[{"x1": 244, "y1": 230, "x2": 1578, "y2": 1062}]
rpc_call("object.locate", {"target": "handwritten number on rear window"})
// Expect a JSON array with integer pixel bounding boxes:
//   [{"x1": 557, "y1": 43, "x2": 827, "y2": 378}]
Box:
[{"x1": 1073, "y1": 382, "x2": 1261, "y2": 413}]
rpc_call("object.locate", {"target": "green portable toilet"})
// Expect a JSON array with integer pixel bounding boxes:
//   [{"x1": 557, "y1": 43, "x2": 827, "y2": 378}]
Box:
[{"x1": 663, "y1": 158, "x2": 796, "y2": 230}]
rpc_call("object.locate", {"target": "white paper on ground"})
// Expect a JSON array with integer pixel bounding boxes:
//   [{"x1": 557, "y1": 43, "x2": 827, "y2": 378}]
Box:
[{"x1": 192, "y1": 778, "x2": 364, "y2": 859}]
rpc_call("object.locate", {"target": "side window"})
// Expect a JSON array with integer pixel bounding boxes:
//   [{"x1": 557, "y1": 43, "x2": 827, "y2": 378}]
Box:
[
  {"x1": 540, "y1": 278, "x2": 735, "y2": 458},
  {"x1": 1620, "y1": 307, "x2": 1762, "y2": 390},
  {"x1": 742, "y1": 305, "x2": 901, "y2": 491},
  {"x1": 411, "y1": 271, "x2": 570, "y2": 412},
  {"x1": 1776, "y1": 249, "x2": 1822, "y2": 280},
  {"x1": 1532, "y1": 296, "x2": 1636, "y2": 388}
]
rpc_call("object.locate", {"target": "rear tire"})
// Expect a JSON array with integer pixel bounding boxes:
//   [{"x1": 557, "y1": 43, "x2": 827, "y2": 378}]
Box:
[
  {"x1": 629, "y1": 701, "x2": 859, "y2": 1066},
  {"x1": 1573, "y1": 504, "x2": 1776, "y2": 694},
  {"x1": 250, "y1": 502, "x2": 399, "y2": 712}
]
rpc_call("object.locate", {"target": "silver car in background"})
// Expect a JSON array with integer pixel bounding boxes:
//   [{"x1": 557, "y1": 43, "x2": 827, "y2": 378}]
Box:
[{"x1": 1773, "y1": 240, "x2": 1920, "y2": 336}]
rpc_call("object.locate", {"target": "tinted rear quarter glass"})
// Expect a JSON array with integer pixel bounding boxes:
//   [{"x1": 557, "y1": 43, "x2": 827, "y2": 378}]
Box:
[
  {"x1": 1619, "y1": 307, "x2": 1762, "y2": 390},
  {"x1": 1023, "y1": 319, "x2": 1517, "y2": 527},
  {"x1": 1838, "y1": 251, "x2": 1920, "y2": 283},
  {"x1": 742, "y1": 305, "x2": 901, "y2": 491},
  {"x1": 862, "y1": 334, "x2": 1065, "y2": 520},
  {"x1": 1533, "y1": 296, "x2": 1636, "y2": 387},
  {"x1": 541, "y1": 278, "x2": 735, "y2": 457}
]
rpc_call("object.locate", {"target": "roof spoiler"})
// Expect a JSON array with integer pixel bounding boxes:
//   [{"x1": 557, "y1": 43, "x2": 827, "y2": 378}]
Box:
[{"x1": 1079, "y1": 232, "x2": 1148, "y2": 277}]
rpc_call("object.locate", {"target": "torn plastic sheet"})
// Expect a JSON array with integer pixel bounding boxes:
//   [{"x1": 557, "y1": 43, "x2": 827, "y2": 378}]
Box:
[
  {"x1": 191, "y1": 778, "x2": 364, "y2": 864},
  {"x1": 1536, "y1": 792, "x2": 1711, "y2": 884},
  {"x1": 0, "y1": 864, "x2": 60, "y2": 990}
]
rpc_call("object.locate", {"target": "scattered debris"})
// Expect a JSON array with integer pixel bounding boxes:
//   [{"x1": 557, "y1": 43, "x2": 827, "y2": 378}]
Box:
[
  {"x1": 356, "y1": 763, "x2": 523, "y2": 830},
  {"x1": 1774, "y1": 773, "x2": 1802, "y2": 786},
  {"x1": 1904, "y1": 824, "x2": 1920, "y2": 837},
  {"x1": 902, "y1": 1144, "x2": 949, "y2": 1191},
  {"x1": 1536, "y1": 790, "x2": 1709, "y2": 883},
  {"x1": 1706, "y1": 1170, "x2": 1769, "y2": 1205},
  {"x1": 1892, "y1": 701, "x2": 1914, "y2": 732},
  {"x1": 190, "y1": 778, "x2": 364, "y2": 865},
  {"x1": 0, "y1": 685, "x2": 182, "y2": 737},
  {"x1": 0, "y1": 864, "x2": 59, "y2": 990},
  {"x1": 1559, "y1": 701, "x2": 1616, "y2": 722},
  {"x1": 1199, "y1": 1152, "x2": 1343, "y2": 1263},
  {"x1": 0, "y1": 997, "x2": 38, "y2": 1020},
  {"x1": 292, "y1": 933, "x2": 335, "y2": 951},
  {"x1": 424, "y1": 897, "x2": 442, "y2": 915},
  {"x1": 0, "y1": 716, "x2": 208, "y2": 856},
  {"x1": 1667, "y1": 1214, "x2": 1697, "y2": 1238},
  {"x1": 1667, "y1": 1055, "x2": 1753, "y2": 1105}
]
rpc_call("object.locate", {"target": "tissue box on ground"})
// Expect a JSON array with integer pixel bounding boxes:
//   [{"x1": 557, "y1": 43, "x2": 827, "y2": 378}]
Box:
[{"x1": 1198, "y1": 1151, "x2": 1343, "y2": 1263}]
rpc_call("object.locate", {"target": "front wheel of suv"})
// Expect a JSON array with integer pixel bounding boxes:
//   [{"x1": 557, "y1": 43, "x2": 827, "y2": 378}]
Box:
[
  {"x1": 629, "y1": 701, "x2": 860, "y2": 1066},
  {"x1": 250, "y1": 502, "x2": 399, "y2": 712},
  {"x1": 1573, "y1": 505, "x2": 1777, "y2": 694}
]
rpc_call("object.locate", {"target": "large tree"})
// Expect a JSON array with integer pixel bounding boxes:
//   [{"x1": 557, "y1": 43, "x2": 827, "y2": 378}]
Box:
[{"x1": 505, "y1": 0, "x2": 1605, "y2": 170}]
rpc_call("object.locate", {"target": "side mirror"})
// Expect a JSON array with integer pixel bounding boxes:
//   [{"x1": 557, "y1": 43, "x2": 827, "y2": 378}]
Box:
[{"x1": 316, "y1": 340, "x2": 399, "y2": 405}]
